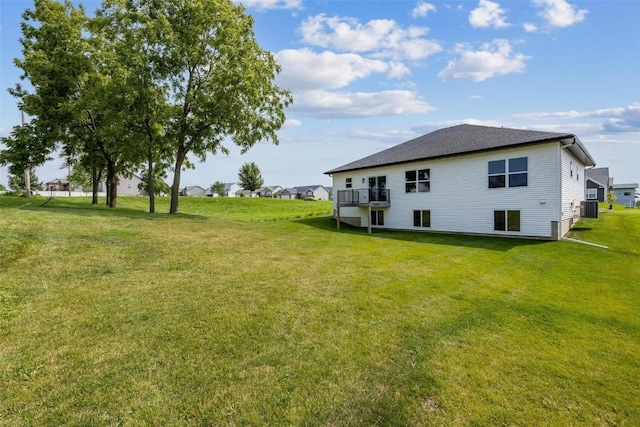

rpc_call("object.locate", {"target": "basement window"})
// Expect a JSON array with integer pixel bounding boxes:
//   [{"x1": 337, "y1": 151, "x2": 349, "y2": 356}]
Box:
[
  {"x1": 371, "y1": 210, "x2": 384, "y2": 226},
  {"x1": 494, "y1": 210, "x2": 520, "y2": 232},
  {"x1": 413, "y1": 210, "x2": 431, "y2": 228}
]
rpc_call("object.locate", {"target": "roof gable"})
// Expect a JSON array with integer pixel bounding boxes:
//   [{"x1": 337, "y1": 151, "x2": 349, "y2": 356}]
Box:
[{"x1": 325, "y1": 124, "x2": 595, "y2": 174}]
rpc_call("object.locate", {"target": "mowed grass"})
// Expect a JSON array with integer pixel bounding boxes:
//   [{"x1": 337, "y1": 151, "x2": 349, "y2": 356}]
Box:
[{"x1": 1, "y1": 195, "x2": 639, "y2": 425}]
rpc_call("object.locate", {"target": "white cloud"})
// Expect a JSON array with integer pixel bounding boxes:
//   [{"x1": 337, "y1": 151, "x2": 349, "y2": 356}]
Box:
[
  {"x1": 438, "y1": 39, "x2": 530, "y2": 82},
  {"x1": 533, "y1": 0, "x2": 587, "y2": 28},
  {"x1": 275, "y1": 48, "x2": 408, "y2": 92},
  {"x1": 469, "y1": 0, "x2": 510, "y2": 29},
  {"x1": 283, "y1": 118, "x2": 302, "y2": 128},
  {"x1": 512, "y1": 104, "x2": 638, "y2": 121},
  {"x1": 299, "y1": 14, "x2": 442, "y2": 60},
  {"x1": 412, "y1": 2, "x2": 437, "y2": 18},
  {"x1": 236, "y1": 0, "x2": 302, "y2": 10},
  {"x1": 291, "y1": 90, "x2": 435, "y2": 118},
  {"x1": 523, "y1": 22, "x2": 538, "y2": 32},
  {"x1": 511, "y1": 103, "x2": 640, "y2": 134}
]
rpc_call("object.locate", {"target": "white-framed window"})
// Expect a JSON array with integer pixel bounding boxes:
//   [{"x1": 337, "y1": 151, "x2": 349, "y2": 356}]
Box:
[
  {"x1": 127, "y1": 184, "x2": 132, "y2": 189},
  {"x1": 345, "y1": 178, "x2": 352, "y2": 189},
  {"x1": 405, "y1": 169, "x2": 430, "y2": 193},
  {"x1": 586, "y1": 188, "x2": 598, "y2": 199},
  {"x1": 413, "y1": 210, "x2": 430, "y2": 228},
  {"x1": 488, "y1": 157, "x2": 528, "y2": 188}
]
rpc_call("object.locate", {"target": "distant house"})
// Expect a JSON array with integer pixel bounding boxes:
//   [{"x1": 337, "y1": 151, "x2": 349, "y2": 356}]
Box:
[
  {"x1": 97, "y1": 174, "x2": 146, "y2": 196},
  {"x1": 257, "y1": 185, "x2": 283, "y2": 198},
  {"x1": 179, "y1": 185, "x2": 206, "y2": 197},
  {"x1": 118, "y1": 174, "x2": 146, "y2": 196},
  {"x1": 610, "y1": 183, "x2": 639, "y2": 207},
  {"x1": 224, "y1": 183, "x2": 242, "y2": 197},
  {"x1": 278, "y1": 185, "x2": 331, "y2": 200},
  {"x1": 325, "y1": 124, "x2": 596, "y2": 239},
  {"x1": 585, "y1": 167, "x2": 611, "y2": 202},
  {"x1": 45, "y1": 178, "x2": 71, "y2": 192}
]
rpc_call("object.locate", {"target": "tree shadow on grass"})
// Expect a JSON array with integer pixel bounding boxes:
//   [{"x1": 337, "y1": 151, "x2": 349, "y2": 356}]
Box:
[
  {"x1": 294, "y1": 216, "x2": 552, "y2": 252},
  {"x1": 2, "y1": 196, "x2": 208, "y2": 221}
]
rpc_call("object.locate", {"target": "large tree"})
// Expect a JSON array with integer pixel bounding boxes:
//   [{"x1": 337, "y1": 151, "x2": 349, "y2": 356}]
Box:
[
  {"x1": 8, "y1": 168, "x2": 43, "y2": 192},
  {"x1": 238, "y1": 162, "x2": 264, "y2": 194},
  {"x1": 0, "y1": 122, "x2": 51, "y2": 197},
  {"x1": 138, "y1": 0, "x2": 292, "y2": 213},
  {"x1": 93, "y1": 0, "x2": 174, "y2": 213},
  {"x1": 9, "y1": 0, "x2": 143, "y2": 209}
]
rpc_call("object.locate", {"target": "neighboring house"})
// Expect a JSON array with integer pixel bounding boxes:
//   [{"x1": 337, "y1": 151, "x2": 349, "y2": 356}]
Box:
[
  {"x1": 224, "y1": 182, "x2": 242, "y2": 197},
  {"x1": 179, "y1": 185, "x2": 206, "y2": 197},
  {"x1": 45, "y1": 178, "x2": 71, "y2": 192},
  {"x1": 326, "y1": 186, "x2": 333, "y2": 200},
  {"x1": 97, "y1": 174, "x2": 146, "y2": 196},
  {"x1": 610, "y1": 183, "x2": 639, "y2": 207},
  {"x1": 118, "y1": 174, "x2": 145, "y2": 196},
  {"x1": 278, "y1": 188, "x2": 297, "y2": 200},
  {"x1": 585, "y1": 167, "x2": 611, "y2": 202},
  {"x1": 325, "y1": 124, "x2": 596, "y2": 240},
  {"x1": 235, "y1": 189, "x2": 258, "y2": 197},
  {"x1": 257, "y1": 185, "x2": 283, "y2": 198},
  {"x1": 277, "y1": 185, "x2": 331, "y2": 200}
]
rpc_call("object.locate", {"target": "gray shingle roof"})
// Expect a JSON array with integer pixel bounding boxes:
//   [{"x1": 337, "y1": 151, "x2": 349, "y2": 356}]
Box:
[
  {"x1": 325, "y1": 124, "x2": 595, "y2": 174},
  {"x1": 585, "y1": 167, "x2": 609, "y2": 187},
  {"x1": 611, "y1": 183, "x2": 639, "y2": 189}
]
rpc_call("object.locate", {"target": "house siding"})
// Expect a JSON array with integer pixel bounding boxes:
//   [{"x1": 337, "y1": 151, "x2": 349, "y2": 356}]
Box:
[
  {"x1": 117, "y1": 175, "x2": 144, "y2": 196},
  {"x1": 612, "y1": 188, "x2": 637, "y2": 207},
  {"x1": 333, "y1": 143, "x2": 564, "y2": 239},
  {"x1": 560, "y1": 147, "x2": 585, "y2": 235}
]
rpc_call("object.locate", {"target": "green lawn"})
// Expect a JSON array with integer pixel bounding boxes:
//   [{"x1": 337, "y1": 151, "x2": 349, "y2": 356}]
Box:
[{"x1": 1, "y1": 195, "x2": 639, "y2": 426}]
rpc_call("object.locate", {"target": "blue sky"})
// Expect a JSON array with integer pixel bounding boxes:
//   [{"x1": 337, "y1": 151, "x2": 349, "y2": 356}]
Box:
[{"x1": 1, "y1": 0, "x2": 639, "y2": 189}]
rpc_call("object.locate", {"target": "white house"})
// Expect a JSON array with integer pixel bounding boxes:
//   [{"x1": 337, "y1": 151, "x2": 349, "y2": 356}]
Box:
[
  {"x1": 224, "y1": 182, "x2": 242, "y2": 197},
  {"x1": 325, "y1": 124, "x2": 596, "y2": 240},
  {"x1": 277, "y1": 185, "x2": 331, "y2": 200}
]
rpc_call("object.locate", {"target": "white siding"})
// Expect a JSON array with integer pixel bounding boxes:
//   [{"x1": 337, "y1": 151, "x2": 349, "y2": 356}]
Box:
[
  {"x1": 333, "y1": 143, "x2": 565, "y2": 239},
  {"x1": 560, "y1": 147, "x2": 586, "y2": 235}
]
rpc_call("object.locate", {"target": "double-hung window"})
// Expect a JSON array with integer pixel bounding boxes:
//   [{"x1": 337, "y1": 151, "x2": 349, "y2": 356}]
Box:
[
  {"x1": 488, "y1": 160, "x2": 506, "y2": 188},
  {"x1": 345, "y1": 178, "x2": 352, "y2": 189},
  {"x1": 508, "y1": 157, "x2": 528, "y2": 187},
  {"x1": 406, "y1": 169, "x2": 430, "y2": 192},
  {"x1": 488, "y1": 157, "x2": 528, "y2": 188},
  {"x1": 413, "y1": 210, "x2": 431, "y2": 228},
  {"x1": 586, "y1": 188, "x2": 597, "y2": 199}
]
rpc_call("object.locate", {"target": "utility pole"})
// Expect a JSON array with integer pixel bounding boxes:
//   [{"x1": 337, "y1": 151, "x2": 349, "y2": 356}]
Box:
[{"x1": 22, "y1": 111, "x2": 31, "y2": 198}]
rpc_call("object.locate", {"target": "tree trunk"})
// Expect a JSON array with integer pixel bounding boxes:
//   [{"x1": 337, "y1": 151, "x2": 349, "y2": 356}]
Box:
[
  {"x1": 24, "y1": 168, "x2": 31, "y2": 198},
  {"x1": 106, "y1": 160, "x2": 118, "y2": 208},
  {"x1": 147, "y1": 146, "x2": 155, "y2": 214},
  {"x1": 91, "y1": 166, "x2": 100, "y2": 205},
  {"x1": 169, "y1": 147, "x2": 187, "y2": 214}
]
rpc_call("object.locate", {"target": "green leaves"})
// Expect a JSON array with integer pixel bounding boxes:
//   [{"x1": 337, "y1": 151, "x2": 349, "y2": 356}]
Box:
[
  {"x1": 4, "y1": 0, "x2": 291, "y2": 213},
  {"x1": 238, "y1": 162, "x2": 264, "y2": 192}
]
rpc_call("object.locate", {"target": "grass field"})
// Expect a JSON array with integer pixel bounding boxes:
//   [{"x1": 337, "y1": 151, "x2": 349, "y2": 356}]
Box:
[{"x1": 1, "y1": 195, "x2": 639, "y2": 425}]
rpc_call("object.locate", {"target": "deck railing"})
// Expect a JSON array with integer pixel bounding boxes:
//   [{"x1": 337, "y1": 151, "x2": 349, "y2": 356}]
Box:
[{"x1": 337, "y1": 189, "x2": 390, "y2": 205}]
